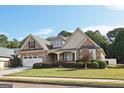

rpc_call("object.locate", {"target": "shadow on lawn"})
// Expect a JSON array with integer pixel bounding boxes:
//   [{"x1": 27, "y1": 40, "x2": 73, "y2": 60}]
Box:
[{"x1": 108, "y1": 64, "x2": 124, "y2": 69}]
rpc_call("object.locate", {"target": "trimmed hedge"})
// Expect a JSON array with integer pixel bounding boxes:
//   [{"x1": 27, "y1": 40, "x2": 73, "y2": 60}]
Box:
[
  {"x1": 61, "y1": 62, "x2": 77, "y2": 68},
  {"x1": 32, "y1": 60, "x2": 107, "y2": 69},
  {"x1": 42, "y1": 63, "x2": 53, "y2": 68},
  {"x1": 52, "y1": 62, "x2": 60, "y2": 67},
  {"x1": 90, "y1": 62, "x2": 99, "y2": 69},
  {"x1": 98, "y1": 61, "x2": 107, "y2": 69},
  {"x1": 33, "y1": 63, "x2": 43, "y2": 69},
  {"x1": 76, "y1": 62, "x2": 84, "y2": 68}
]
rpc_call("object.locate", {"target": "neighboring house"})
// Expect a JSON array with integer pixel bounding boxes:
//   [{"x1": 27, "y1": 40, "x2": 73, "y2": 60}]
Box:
[
  {"x1": 0, "y1": 47, "x2": 14, "y2": 69},
  {"x1": 19, "y1": 28, "x2": 106, "y2": 67}
]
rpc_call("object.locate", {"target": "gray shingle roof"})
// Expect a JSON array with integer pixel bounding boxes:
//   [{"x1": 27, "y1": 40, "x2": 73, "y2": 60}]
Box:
[
  {"x1": 59, "y1": 35, "x2": 69, "y2": 41},
  {"x1": 0, "y1": 47, "x2": 14, "y2": 58},
  {"x1": 62, "y1": 28, "x2": 87, "y2": 49}
]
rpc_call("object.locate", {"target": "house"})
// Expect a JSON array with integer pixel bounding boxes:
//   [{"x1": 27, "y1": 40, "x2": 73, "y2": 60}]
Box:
[
  {"x1": 0, "y1": 47, "x2": 14, "y2": 69},
  {"x1": 19, "y1": 28, "x2": 106, "y2": 67}
]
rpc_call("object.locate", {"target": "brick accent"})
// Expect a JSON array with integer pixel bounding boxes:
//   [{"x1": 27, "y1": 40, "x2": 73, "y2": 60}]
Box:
[{"x1": 83, "y1": 38, "x2": 95, "y2": 46}]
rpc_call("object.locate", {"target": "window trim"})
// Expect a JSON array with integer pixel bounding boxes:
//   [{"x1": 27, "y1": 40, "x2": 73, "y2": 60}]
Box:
[
  {"x1": 29, "y1": 40, "x2": 35, "y2": 49},
  {"x1": 64, "y1": 52, "x2": 74, "y2": 62}
]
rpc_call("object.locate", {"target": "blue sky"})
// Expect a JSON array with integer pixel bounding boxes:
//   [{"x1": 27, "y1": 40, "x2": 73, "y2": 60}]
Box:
[{"x1": 0, "y1": 5, "x2": 124, "y2": 40}]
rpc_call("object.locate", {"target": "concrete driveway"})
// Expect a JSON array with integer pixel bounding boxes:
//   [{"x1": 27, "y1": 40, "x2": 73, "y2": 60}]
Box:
[{"x1": 0, "y1": 67, "x2": 31, "y2": 76}]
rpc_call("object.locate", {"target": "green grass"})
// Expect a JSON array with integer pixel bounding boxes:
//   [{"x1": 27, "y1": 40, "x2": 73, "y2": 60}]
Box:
[
  {"x1": 1, "y1": 76, "x2": 124, "y2": 88},
  {"x1": 8, "y1": 67, "x2": 124, "y2": 80}
]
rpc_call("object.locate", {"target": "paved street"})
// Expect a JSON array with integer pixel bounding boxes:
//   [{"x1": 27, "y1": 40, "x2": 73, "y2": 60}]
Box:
[
  {"x1": 0, "y1": 67, "x2": 31, "y2": 76},
  {"x1": 0, "y1": 81, "x2": 81, "y2": 88}
]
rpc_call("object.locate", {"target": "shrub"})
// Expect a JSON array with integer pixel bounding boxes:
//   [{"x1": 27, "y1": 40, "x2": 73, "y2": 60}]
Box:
[
  {"x1": 9, "y1": 56, "x2": 21, "y2": 67},
  {"x1": 90, "y1": 60, "x2": 99, "y2": 63},
  {"x1": 52, "y1": 62, "x2": 60, "y2": 67},
  {"x1": 61, "y1": 62, "x2": 77, "y2": 68},
  {"x1": 42, "y1": 63, "x2": 53, "y2": 68},
  {"x1": 98, "y1": 61, "x2": 107, "y2": 69},
  {"x1": 33, "y1": 63, "x2": 42, "y2": 69},
  {"x1": 90, "y1": 62, "x2": 99, "y2": 68},
  {"x1": 87, "y1": 62, "x2": 92, "y2": 68},
  {"x1": 76, "y1": 59, "x2": 82, "y2": 62},
  {"x1": 76, "y1": 62, "x2": 84, "y2": 68}
]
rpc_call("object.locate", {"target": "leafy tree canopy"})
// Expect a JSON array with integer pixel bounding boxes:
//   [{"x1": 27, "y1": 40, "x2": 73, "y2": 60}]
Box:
[
  {"x1": 46, "y1": 36, "x2": 56, "y2": 41},
  {"x1": 108, "y1": 30, "x2": 124, "y2": 59},
  {"x1": 0, "y1": 34, "x2": 8, "y2": 47},
  {"x1": 58, "y1": 31, "x2": 72, "y2": 37},
  {"x1": 107, "y1": 28, "x2": 124, "y2": 42}
]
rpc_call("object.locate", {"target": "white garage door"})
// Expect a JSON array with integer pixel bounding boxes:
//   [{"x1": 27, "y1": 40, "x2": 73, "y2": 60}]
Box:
[{"x1": 23, "y1": 56, "x2": 42, "y2": 67}]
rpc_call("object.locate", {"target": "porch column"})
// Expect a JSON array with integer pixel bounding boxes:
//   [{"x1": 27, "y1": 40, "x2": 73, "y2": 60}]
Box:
[
  {"x1": 74, "y1": 52, "x2": 76, "y2": 61},
  {"x1": 57, "y1": 53, "x2": 60, "y2": 62}
]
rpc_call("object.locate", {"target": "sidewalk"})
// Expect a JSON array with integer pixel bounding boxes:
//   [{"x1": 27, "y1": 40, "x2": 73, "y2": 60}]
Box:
[{"x1": 2, "y1": 76, "x2": 124, "y2": 83}]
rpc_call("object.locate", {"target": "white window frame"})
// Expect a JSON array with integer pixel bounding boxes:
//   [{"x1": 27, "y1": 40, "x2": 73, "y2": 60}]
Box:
[{"x1": 64, "y1": 53, "x2": 73, "y2": 61}]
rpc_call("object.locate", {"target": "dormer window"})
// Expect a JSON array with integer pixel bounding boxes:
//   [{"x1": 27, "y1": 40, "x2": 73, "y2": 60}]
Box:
[{"x1": 29, "y1": 41, "x2": 35, "y2": 49}]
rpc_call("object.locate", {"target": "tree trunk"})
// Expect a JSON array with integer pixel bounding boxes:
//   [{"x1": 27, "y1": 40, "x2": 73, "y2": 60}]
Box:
[{"x1": 84, "y1": 62, "x2": 87, "y2": 69}]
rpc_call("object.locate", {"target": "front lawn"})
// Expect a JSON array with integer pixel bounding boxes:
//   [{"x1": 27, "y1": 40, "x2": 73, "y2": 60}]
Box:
[{"x1": 8, "y1": 67, "x2": 124, "y2": 80}]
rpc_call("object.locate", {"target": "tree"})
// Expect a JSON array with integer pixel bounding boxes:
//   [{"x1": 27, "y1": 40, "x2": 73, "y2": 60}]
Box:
[
  {"x1": 58, "y1": 31, "x2": 72, "y2": 37},
  {"x1": 0, "y1": 34, "x2": 8, "y2": 47},
  {"x1": 9, "y1": 55, "x2": 21, "y2": 67},
  {"x1": 107, "y1": 28, "x2": 123, "y2": 42},
  {"x1": 7, "y1": 39, "x2": 21, "y2": 48},
  {"x1": 46, "y1": 36, "x2": 56, "y2": 41},
  {"x1": 108, "y1": 30, "x2": 124, "y2": 59},
  {"x1": 106, "y1": 28, "x2": 124, "y2": 60},
  {"x1": 85, "y1": 30, "x2": 110, "y2": 57},
  {"x1": 79, "y1": 48, "x2": 91, "y2": 69}
]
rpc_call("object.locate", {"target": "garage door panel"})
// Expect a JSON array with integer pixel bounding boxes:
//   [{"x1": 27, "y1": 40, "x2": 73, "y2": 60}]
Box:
[{"x1": 23, "y1": 57, "x2": 42, "y2": 67}]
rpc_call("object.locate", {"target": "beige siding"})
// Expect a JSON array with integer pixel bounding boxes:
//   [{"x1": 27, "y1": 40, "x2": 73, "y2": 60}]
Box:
[
  {"x1": 96, "y1": 49, "x2": 105, "y2": 60},
  {"x1": 23, "y1": 36, "x2": 42, "y2": 50},
  {"x1": 63, "y1": 29, "x2": 86, "y2": 49}
]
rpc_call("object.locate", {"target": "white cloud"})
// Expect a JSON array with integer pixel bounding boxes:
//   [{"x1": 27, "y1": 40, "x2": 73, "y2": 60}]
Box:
[
  {"x1": 34, "y1": 28, "x2": 53, "y2": 35},
  {"x1": 0, "y1": 32, "x2": 8, "y2": 36},
  {"x1": 68, "y1": 25, "x2": 124, "y2": 36},
  {"x1": 82, "y1": 25, "x2": 124, "y2": 36},
  {"x1": 18, "y1": 37, "x2": 25, "y2": 41},
  {"x1": 106, "y1": 5, "x2": 124, "y2": 11}
]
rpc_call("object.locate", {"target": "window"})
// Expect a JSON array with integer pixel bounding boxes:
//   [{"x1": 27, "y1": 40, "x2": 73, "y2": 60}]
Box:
[
  {"x1": 33, "y1": 56, "x2": 37, "y2": 58},
  {"x1": 29, "y1": 57, "x2": 32, "y2": 59},
  {"x1": 53, "y1": 39, "x2": 62, "y2": 48},
  {"x1": 64, "y1": 53, "x2": 73, "y2": 61},
  {"x1": 24, "y1": 57, "x2": 27, "y2": 59},
  {"x1": 29, "y1": 41, "x2": 35, "y2": 49},
  {"x1": 38, "y1": 56, "x2": 42, "y2": 58}
]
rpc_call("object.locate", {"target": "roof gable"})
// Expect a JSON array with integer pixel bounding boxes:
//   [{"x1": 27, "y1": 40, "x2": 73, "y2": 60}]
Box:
[
  {"x1": 20, "y1": 34, "x2": 51, "y2": 50},
  {"x1": 80, "y1": 37, "x2": 100, "y2": 49},
  {"x1": 62, "y1": 27, "x2": 87, "y2": 49}
]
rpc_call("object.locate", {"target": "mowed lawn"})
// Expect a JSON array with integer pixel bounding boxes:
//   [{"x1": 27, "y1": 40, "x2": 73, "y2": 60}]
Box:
[{"x1": 8, "y1": 68, "x2": 124, "y2": 80}]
